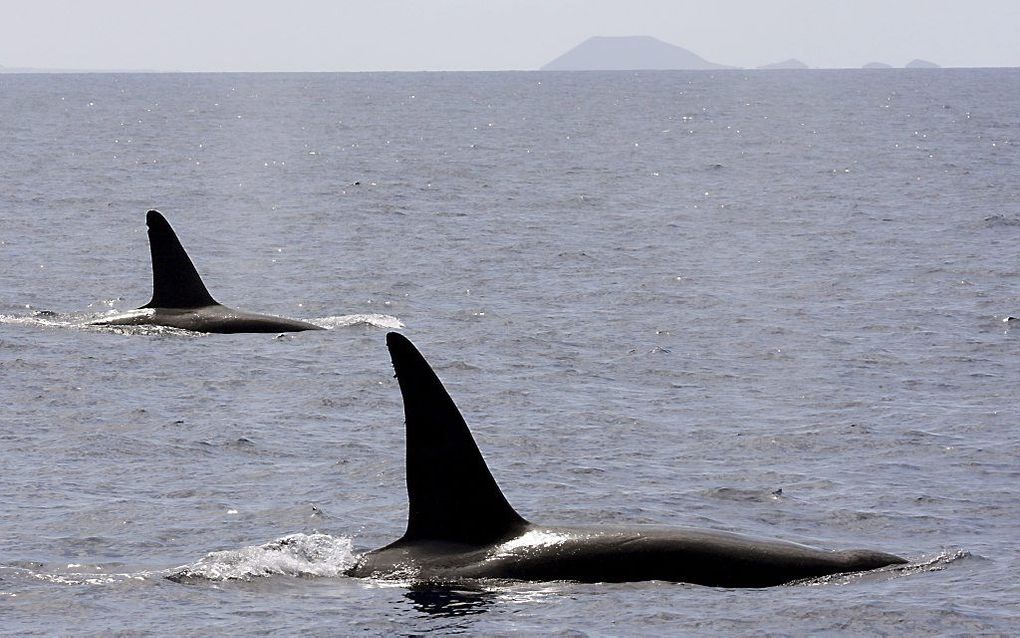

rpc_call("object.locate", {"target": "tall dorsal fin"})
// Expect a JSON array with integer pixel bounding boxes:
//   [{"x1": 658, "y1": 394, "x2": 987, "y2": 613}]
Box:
[
  {"x1": 386, "y1": 332, "x2": 528, "y2": 544},
  {"x1": 141, "y1": 210, "x2": 218, "y2": 309}
]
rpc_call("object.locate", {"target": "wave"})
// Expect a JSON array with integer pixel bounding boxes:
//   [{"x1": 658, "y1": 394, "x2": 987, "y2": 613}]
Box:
[
  {"x1": 1, "y1": 533, "x2": 359, "y2": 587},
  {"x1": 0, "y1": 310, "x2": 403, "y2": 333},
  {"x1": 311, "y1": 314, "x2": 404, "y2": 329},
  {"x1": 792, "y1": 548, "x2": 971, "y2": 587},
  {"x1": 166, "y1": 533, "x2": 358, "y2": 583},
  {"x1": 982, "y1": 214, "x2": 1020, "y2": 227},
  {"x1": 0, "y1": 309, "x2": 196, "y2": 336},
  {"x1": 2, "y1": 563, "x2": 161, "y2": 586}
]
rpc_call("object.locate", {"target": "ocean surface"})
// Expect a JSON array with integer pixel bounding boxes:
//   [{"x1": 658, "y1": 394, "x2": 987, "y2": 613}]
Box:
[{"x1": 1, "y1": 69, "x2": 1018, "y2": 635}]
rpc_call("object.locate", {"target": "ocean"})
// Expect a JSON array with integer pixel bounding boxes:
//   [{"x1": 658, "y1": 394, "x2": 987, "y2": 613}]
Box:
[{"x1": 1, "y1": 68, "x2": 1018, "y2": 635}]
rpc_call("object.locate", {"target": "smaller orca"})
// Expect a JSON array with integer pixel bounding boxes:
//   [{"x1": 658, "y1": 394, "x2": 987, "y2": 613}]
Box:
[
  {"x1": 90, "y1": 210, "x2": 323, "y2": 333},
  {"x1": 346, "y1": 333, "x2": 907, "y2": 587}
]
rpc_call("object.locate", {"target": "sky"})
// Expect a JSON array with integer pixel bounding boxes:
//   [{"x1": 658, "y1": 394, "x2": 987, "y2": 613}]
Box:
[{"x1": 1, "y1": 0, "x2": 1019, "y2": 72}]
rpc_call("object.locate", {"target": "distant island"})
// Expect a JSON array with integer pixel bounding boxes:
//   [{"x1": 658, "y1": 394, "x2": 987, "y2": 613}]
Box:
[
  {"x1": 758, "y1": 58, "x2": 809, "y2": 70},
  {"x1": 541, "y1": 36, "x2": 732, "y2": 71},
  {"x1": 540, "y1": 37, "x2": 946, "y2": 71},
  {"x1": 4, "y1": 46, "x2": 948, "y2": 74}
]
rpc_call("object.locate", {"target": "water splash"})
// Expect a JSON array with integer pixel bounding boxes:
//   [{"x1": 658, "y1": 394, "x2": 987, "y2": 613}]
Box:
[
  {"x1": 0, "y1": 308, "x2": 196, "y2": 337},
  {"x1": 312, "y1": 314, "x2": 404, "y2": 330},
  {"x1": 1, "y1": 534, "x2": 359, "y2": 587},
  {"x1": 793, "y1": 548, "x2": 970, "y2": 587},
  {"x1": 0, "y1": 312, "x2": 78, "y2": 329},
  {"x1": 1, "y1": 563, "x2": 160, "y2": 587},
  {"x1": 0, "y1": 309, "x2": 402, "y2": 334},
  {"x1": 167, "y1": 533, "x2": 358, "y2": 583}
]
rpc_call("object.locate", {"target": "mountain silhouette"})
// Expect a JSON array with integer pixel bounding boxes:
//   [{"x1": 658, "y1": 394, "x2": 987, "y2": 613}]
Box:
[
  {"x1": 758, "y1": 58, "x2": 809, "y2": 70},
  {"x1": 542, "y1": 36, "x2": 732, "y2": 71}
]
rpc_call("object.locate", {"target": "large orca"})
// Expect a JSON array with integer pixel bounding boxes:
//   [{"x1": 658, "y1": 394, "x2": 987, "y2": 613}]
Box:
[
  {"x1": 346, "y1": 333, "x2": 907, "y2": 587},
  {"x1": 90, "y1": 210, "x2": 323, "y2": 333}
]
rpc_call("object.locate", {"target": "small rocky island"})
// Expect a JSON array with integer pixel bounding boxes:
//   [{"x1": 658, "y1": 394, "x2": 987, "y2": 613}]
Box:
[
  {"x1": 758, "y1": 58, "x2": 809, "y2": 70},
  {"x1": 541, "y1": 36, "x2": 732, "y2": 71}
]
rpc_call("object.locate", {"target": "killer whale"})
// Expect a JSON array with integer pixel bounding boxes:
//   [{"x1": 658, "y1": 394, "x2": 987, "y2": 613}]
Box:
[
  {"x1": 90, "y1": 210, "x2": 323, "y2": 333},
  {"x1": 345, "y1": 333, "x2": 907, "y2": 587}
]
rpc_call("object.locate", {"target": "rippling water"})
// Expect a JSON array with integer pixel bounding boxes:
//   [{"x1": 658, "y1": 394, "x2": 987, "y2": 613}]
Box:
[{"x1": 1, "y1": 69, "x2": 1018, "y2": 635}]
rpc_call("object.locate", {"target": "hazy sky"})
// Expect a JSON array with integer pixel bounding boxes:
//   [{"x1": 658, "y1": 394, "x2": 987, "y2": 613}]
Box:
[{"x1": 2, "y1": 0, "x2": 1018, "y2": 71}]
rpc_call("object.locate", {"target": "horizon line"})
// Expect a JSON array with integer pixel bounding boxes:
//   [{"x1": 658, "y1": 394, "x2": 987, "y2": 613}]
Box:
[{"x1": 4, "y1": 65, "x2": 1020, "y2": 75}]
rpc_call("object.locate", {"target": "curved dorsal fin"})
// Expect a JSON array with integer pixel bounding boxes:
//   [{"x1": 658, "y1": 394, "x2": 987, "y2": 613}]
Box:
[
  {"x1": 386, "y1": 332, "x2": 528, "y2": 544},
  {"x1": 141, "y1": 210, "x2": 218, "y2": 309}
]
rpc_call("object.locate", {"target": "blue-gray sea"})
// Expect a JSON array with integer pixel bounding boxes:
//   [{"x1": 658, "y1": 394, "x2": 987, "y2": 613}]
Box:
[{"x1": 1, "y1": 69, "x2": 1018, "y2": 635}]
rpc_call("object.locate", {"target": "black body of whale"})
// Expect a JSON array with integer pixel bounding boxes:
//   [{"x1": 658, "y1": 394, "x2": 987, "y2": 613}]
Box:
[
  {"x1": 90, "y1": 210, "x2": 322, "y2": 333},
  {"x1": 346, "y1": 333, "x2": 907, "y2": 587}
]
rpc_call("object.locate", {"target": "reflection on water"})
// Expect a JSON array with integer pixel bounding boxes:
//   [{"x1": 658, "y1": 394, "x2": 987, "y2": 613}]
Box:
[{"x1": 404, "y1": 584, "x2": 495, "y2": 618}]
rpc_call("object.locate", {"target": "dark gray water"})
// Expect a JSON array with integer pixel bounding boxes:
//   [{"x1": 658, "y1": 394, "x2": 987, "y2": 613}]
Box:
[{"x1": 1, "y1": 69, "x2": 1018, "y2": 635}]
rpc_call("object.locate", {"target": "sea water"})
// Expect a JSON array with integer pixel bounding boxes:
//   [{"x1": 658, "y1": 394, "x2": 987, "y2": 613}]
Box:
[{"x1": 1, "y1": 69, "x2": 1018, "y2": 634}]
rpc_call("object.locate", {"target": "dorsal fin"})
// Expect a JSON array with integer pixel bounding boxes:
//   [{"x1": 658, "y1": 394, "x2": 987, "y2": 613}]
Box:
[
  {"x1": 386, "y1": 332, "x2": 528, "y2": 544},
  {"x1": 141, "y1": 210, "x2": 218, "y2": 309}
]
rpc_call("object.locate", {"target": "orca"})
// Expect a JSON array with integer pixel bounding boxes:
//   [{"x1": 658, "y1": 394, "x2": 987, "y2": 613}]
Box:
[
  {"x1": 346, "y1": 333, "x2": 907, "y2": 587},
  {"x1": 90, "y1": 210, "x2": 323, "y2": 333}
]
